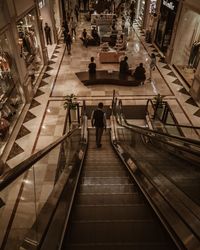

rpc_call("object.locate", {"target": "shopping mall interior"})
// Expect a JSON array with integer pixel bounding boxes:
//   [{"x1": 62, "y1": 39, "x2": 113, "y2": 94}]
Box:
[{"x1": 0, "y1": 0, "x2": 200, "y2": 249}]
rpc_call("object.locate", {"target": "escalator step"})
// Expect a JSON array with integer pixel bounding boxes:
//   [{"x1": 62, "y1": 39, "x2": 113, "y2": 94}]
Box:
[
  {"x1": 64, "y1": 242, "x2": 177, "y2": 250},
  {"x1": 71, "y1": 204, "x2": 154, "y2": 221},
  {"x1": 65, "y1": 220, "x2": 174, "y2": 244},
  {"x1": 79, "y1": 184, "x2": 138, "y2": 193},
  {"x1": 82, "y1": 170, "x2": 129, "y2": 177},
  {"x1": 80, "y1": 177, "x2": 132, "y2": 185},
  {"x1": 76, "y1": 193, "x2": 145, "y2": 205}
]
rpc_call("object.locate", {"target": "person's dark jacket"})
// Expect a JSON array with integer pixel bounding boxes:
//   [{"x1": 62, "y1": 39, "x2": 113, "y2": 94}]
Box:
[
  {"x1": 82, "y1": 30, "x2": 87, "y2": 39},
  {"x1": 88, "y1": 62, "x2": 96, "y2": 73},
  {"x1": 133, "y1": 65, "x2": 146, "y2": 81},
  {"x1": 92, "y1": 109, "x2": 105, "y2": 127},
  {"x1": 65, "y1": 33, "x2": 72, "y2": 45},
  {"x1": 119, "y1": 59, "x2": 129, "y2": 74}
]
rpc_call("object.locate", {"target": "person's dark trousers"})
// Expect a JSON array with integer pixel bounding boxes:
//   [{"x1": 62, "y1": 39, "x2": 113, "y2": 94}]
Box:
[
  {"x1": 66, "y1": 43, "x2": 71, "y2": 54},
  {"x1": 83, "y1": 38, "x2": 88, "y2": 47},
  {"x1": 45, "y1": 33, "x2": 52, "y2": 45},
  {"x1": 95, "y1": 127, "x2": 104, "y2": 147}
]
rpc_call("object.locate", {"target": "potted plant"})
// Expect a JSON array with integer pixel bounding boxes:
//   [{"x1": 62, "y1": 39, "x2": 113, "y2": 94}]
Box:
[
  {"x1": 63, "y1": 93, "x2": 78, "y2": 110},
  {"x1": 64, "y1": 94, "x2": 78, "y2": 124},
  {"x1": 153, "y1": 93, "x2": 164, "y2": 108}
]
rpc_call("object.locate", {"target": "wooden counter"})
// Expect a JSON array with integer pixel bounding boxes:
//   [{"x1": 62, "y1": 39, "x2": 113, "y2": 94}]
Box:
[{"x1": 76, "y1": 70, "x2": 141, "y2": 86}]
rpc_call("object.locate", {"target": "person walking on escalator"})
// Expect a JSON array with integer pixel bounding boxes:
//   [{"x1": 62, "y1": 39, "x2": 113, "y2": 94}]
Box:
[{"x1": 91, "y1": 102, "x2": 107, "y2": 148}]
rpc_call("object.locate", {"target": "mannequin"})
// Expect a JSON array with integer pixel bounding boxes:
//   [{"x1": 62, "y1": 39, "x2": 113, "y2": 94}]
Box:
[{"x1": 44, "y1": 23, "x2": 52, "y2": 45}]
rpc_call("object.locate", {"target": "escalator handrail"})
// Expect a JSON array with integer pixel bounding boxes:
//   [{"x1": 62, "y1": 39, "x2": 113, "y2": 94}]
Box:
[
  {"x1": 146, "y1": 99, "x2": 200, "y2": 129},
  {"x1": 118, "y1": 114, "x2": 200, "y2": 157},
  {"x1": 0, "y1": 128, "x2": 80, "y2": 192},
  {"x1": 19, "y1": 115, "x2": 88, "y2": 250},
  {"x1": 117, "y1": 99, "x2": 200, "y2": 147}
]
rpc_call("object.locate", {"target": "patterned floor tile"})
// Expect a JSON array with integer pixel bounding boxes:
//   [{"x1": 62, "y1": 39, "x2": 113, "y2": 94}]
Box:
[
  {"x1": 34, "y1": 89, "x2": 45, "y2": 98},
  {"x1": 54, "y1": 50, "x2": 60, "y2": 54},
  {"x1": 42, "y1": 73, "x2": 51, "y2": 79},
  {"x1": 179, "y1": 88, "x2": 190, "y2": 96},
  {"x1": 45, "y1": 66, "x2": 54, "y2": 72},
  {"x1": 48, "y1": 60, "x2": 56, "y2": 65},
  {"x1": 16, "y1": 125, "x2": 31, "y2": 140},
  {"x1": 51, "y1": 55, "x2": 57, "y2": 59},
  {"x1": 167, "y1": 71, "x2": 177, "y2": 77},
  {"x1": 172, "y1": 79, "x2": 182, "y2": 86},
  {"x1": 186, "y1": 97, "x2": 198, "y2": 107},
  {"x1": 39, "y1": 80, "x2": 49, "y2": 87},
  {"x1": 29, "y1": 99, "x2": 41, "y2": 109},
  {"x1": 23, "y1": 111, "x2": 37, "y2": 123},
  {"x1": 194, "y1": 109, "x2": 200, "y2": 117},
  {"x1": 7, "y1": 142, "x2": 24, "y2": 160},
  {"x1": 0, "y1": 198, "x2": 5, "y2": 208}
]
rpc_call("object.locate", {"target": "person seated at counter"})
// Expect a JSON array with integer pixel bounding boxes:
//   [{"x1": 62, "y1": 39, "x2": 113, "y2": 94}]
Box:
[
  {"x1": 132, "y1": 63, "x2": 146, "y2": 85},
  {"x1": 88, "y1": 57, "x2": 96, "y2": 74},
  {"x1": 119, "y1": 56, "x2": 129, "y2": 76}
]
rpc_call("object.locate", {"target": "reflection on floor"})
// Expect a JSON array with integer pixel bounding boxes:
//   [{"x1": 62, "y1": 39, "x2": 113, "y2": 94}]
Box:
[{"x1": 2, "y1": 15, "x2": 200, "y2": 169}]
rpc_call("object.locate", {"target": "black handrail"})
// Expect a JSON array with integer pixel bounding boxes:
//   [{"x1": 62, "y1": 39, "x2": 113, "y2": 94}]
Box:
[
  {"x1": 0, "y1": 129, "x2": 80, "y2": 192},
  {"x1": 146, "y1": 99, "x2": 200, "y2": 129},
  {"x1": 117, "y1": 99, "x2": 200, "y2": 146}
]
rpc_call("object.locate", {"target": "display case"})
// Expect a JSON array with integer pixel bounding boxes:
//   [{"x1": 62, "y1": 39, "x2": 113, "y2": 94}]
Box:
[{"x1": 0, "y1": 33, "x2": 23, "y2": 140}]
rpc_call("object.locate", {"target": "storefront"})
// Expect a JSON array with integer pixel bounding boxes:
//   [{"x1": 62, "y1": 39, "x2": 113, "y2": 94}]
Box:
[
  {"x1": 17, "y1": 9, "x2": 43, "y2": 85},
  {"x1": 0, "y1": 32, "x2": 24, "y2": 141},
  {"x1": 145, "y1": 0, "x2": 158, "y2": 42},
  {"x1": 39, "y1": 0, "x2": 55, "y2": 46},
  {"x1": 135, "y1": 0, "x2": 146, "y2": 27},
  {"x1": 172, "y1": 9, "x2": 200, "y2": 87},
  {"x1": 155, "y1": 0, "x2": 179, "y2": 53}
]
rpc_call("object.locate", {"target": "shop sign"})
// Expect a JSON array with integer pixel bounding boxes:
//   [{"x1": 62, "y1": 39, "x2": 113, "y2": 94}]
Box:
[{"x1": 163, "y1": 0, "x2": 175, "y2": 10}]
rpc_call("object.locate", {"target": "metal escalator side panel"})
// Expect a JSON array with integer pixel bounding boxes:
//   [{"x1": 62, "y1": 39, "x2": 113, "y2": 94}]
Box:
[
  {"x1": 111, "y1": 115, "x2": 200, "y2": 249},
  {"x1": 18, "y1": 117, "x2": 88, "y2": 250}
]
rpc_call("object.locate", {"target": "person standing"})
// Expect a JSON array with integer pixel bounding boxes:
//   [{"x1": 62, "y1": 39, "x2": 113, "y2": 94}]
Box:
[
  {"x1": 119, "y1": 56, "x2": 129, "y2": 75},
  {"x1": 88, "y1": 57, "x2": 96, "y2": 74},
  {"x1": 91, "y1": 102, "x2": 107, "y2": 148},
  {"x1": 70, "y1": 17, "x2": 77, "y2": 39},
  {"x1": 82, "y1": 28, "x2": 88, "y2": 47},
  {"x1": 64, "y1": 31, "x2": 72, "y2": 55},
  {"x1": 75, "y1": 4, "x2": 79, "y2": 21},
  {"x1": 149, "y1": 53, "x2": 156, "y2": 81},
  {"x1": 44, "y1": 23, "x2": 52, "y2": 45}
]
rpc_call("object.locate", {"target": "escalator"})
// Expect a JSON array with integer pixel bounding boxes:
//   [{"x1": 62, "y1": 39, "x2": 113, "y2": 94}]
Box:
[
  {"x1": 1, "y1": 101, "x2": 200, "y2": 250},
  {"x1": 116, "y1": 101, "x2": 200, "y2": 205},
  {"x1": 62, "y1": 128, "x2": 178, "y2": 250}
]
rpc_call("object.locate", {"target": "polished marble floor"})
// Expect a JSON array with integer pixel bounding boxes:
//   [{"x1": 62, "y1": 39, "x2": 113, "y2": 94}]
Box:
[
  {"x1": 1, "y1": 13, "x2": 200, "y2": 250},
  {"x1": 3, "y1": 14, "x2": 199, "y2": 169}
]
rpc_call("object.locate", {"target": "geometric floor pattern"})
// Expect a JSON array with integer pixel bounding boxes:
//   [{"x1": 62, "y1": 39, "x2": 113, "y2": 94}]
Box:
[{"x1": 4, "y1": 14, "x2": 200, "y2": 165}]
